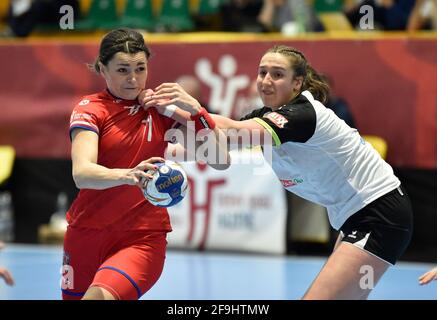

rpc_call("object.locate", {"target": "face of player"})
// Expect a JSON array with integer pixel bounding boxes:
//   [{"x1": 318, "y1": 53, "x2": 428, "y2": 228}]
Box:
[
  {"x1": 100, "y1": 51, "x2": 148, "y2": 100},
  {"x1": 257, "y1": 52, "x2": 303, "y2": 109}
]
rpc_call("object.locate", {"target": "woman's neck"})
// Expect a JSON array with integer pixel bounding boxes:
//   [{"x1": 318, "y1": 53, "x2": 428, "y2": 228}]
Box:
[
  {"x1": 106, "y1": 88, "x2": 138, "y2": 102},
  {"x1": 270, "y1": 91, "x2": 300, "y2": 110}
]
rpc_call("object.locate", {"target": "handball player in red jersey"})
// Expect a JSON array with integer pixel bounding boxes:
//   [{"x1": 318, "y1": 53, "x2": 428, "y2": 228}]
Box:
[{"x1": 63, "y1": 28, "x2": 229, "y2": 300}]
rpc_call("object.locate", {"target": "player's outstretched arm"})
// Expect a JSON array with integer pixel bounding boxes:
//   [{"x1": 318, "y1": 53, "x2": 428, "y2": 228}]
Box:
[
  {"x1": 139, "y1": 89, "x2": 272, "y2": 151},
  {"x1": 211, "y1": 114, "x2": 274, "y2": 148},
  {"x1": 141, "y1": 83, "x2": 230, "y2": 170}
]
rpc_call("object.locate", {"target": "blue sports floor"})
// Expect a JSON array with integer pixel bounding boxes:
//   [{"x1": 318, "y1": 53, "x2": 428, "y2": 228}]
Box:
[{"x1": 0, "y1": 244, "x2": 436, "y2": 300}]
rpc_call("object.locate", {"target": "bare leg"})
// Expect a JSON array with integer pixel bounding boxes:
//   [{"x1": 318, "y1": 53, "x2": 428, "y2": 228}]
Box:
[
  {"x1": 302, "y1": 242, "x2": 390, "y2": 300},
  {"x1": 82, "y1": 286, "x2": 117, "y2": 300}
]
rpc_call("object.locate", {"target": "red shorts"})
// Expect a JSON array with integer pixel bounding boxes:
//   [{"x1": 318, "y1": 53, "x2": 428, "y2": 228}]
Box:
[{"x1": 61, "y1": 225, "x2": 168, "y2": 300}]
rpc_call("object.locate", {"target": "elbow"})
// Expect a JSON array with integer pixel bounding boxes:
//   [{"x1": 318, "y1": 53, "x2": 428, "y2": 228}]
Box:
[
  {"x1": 72, "y1": 169, "x2": 87, "y2": 189},
  {"x1": 73, "y1": 175, "x2": 84, "y2": 189}
]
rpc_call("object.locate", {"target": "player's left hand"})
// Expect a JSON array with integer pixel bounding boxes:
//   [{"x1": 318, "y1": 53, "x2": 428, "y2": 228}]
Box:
[{"x1": 138, "y1": 88, "x2": 155, "y2": 110}]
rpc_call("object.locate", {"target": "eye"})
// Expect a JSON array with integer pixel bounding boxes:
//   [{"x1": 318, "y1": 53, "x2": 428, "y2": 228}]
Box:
[
  {"x1": 136, "y1": 66, "x2": 146, "y2": 72},
  {"x1": 258, "y1": 70, "x2": 267, "y2": 77},
  {"x1": 117, "y1": 68, "x2": 127, "y2": 73},
  {"x1": 272, "y1": 72, "x2": 283, "y2": 79}
]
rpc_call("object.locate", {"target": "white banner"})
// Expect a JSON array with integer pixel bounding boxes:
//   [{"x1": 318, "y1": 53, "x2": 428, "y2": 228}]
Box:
[{"x1": 167, "y1": 151, "x2": 287, "y2": 254}]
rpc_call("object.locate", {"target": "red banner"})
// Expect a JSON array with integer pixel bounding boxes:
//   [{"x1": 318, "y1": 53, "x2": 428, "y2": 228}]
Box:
[{"x1": 0, "y1": 38, "x2": 436, "y2": 168}]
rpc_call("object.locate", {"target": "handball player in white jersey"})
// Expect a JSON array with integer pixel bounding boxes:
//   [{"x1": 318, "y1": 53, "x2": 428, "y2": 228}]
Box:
[{"x1": 141, "y1": 45, "x2": 413, "y2": 300}]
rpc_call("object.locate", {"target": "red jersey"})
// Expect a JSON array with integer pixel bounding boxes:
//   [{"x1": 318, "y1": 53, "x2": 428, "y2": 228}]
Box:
[{"x1": 68, "y1": 90, "x2": 177, "y2": 231}]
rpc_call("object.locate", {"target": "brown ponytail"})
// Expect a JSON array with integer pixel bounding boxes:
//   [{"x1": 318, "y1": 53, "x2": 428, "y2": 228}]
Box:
[
  {"x1": 304, "y1": 65, "x2": 330, "y2": 104},
  {"x1": 88, "y1": 28, "x2": 151, "y2": 74},
  {"x1": 266, "y1": 45, "x2": 330, "y2": 104}
]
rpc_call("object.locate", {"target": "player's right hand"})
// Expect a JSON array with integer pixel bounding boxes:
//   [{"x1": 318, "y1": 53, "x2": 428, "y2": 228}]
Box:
[{"x1": 125, "y1": 157, "x2": 165, "y2": 188}]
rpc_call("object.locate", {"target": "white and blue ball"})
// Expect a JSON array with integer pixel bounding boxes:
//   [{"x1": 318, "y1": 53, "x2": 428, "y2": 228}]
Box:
[{"x1": 144, "y1": 160, "x2": 188, "y2": 207}]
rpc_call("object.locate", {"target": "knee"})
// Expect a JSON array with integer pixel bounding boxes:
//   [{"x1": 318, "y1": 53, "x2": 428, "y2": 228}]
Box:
[{"x1": 82, "y1": 286, "x2": 116, "y2": 300}]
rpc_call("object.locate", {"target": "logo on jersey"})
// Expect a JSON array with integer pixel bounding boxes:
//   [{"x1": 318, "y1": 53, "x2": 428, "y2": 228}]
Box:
[
  {"x1": 264, "y1": 112, "x2": 288, "y2": 128},
  {"x1": 280, "y1": 178, "x2": 303, "y2": 188},
  {"x1": 70, "y1": 110, "x2": 93, "y2": 123},
  {"x1": 124, "y1": 104, "x2": 142, "y2": 116},
  {"x1": 78, "y1": 99, "x2": 90, "y2": 106},
  {"x1": 61, "y1": 251, "x2": 74, "y2": 290},
  {"x1": 345, "y1": 231, "x2": 371, "y2": 249},
  {"x1": 70, "y1": 111, "x2": 99, "y2": 133},
  {"x1": 70, "y1": 110, "x2": 93, "y2": 122},
  {"x1": 348, "y1": 230, "x2": 358, "y2": 239}
]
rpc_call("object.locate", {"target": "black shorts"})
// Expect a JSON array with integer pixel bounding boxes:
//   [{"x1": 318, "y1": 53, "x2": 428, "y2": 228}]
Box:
[{"x1": 339, "y1": 186, "x2": 413, "y2": 265}]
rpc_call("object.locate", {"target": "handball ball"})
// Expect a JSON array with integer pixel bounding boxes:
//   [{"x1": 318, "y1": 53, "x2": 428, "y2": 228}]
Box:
[{"x1": 144, "y1": 160, "x2": 188, "y2": 207}]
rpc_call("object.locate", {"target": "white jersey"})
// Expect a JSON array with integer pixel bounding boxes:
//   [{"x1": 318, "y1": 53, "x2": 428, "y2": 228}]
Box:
[{"x1": 241, "y1": 90, "x2": 400, "y2": 230}]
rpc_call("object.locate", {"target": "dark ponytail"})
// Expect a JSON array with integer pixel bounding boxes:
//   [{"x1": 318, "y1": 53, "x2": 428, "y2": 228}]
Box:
[
  {"x1": 266, "y1": 45, "x2": 330, "y2": 104},
  {"x1": 304, "y1": 65, "x2": 330, "y2": 104},
  {"x1": 89, "y1": 28, "x2": 151, "y2": 73}
]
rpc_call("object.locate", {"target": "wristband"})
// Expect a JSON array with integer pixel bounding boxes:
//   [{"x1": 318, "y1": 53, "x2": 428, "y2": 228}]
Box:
[
  {"x1": 190, "y1": 107, "x2": 216, "y2": 132},
  {"x1": 161, "y1": 104, "x2": 177, "y2": 117}
]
